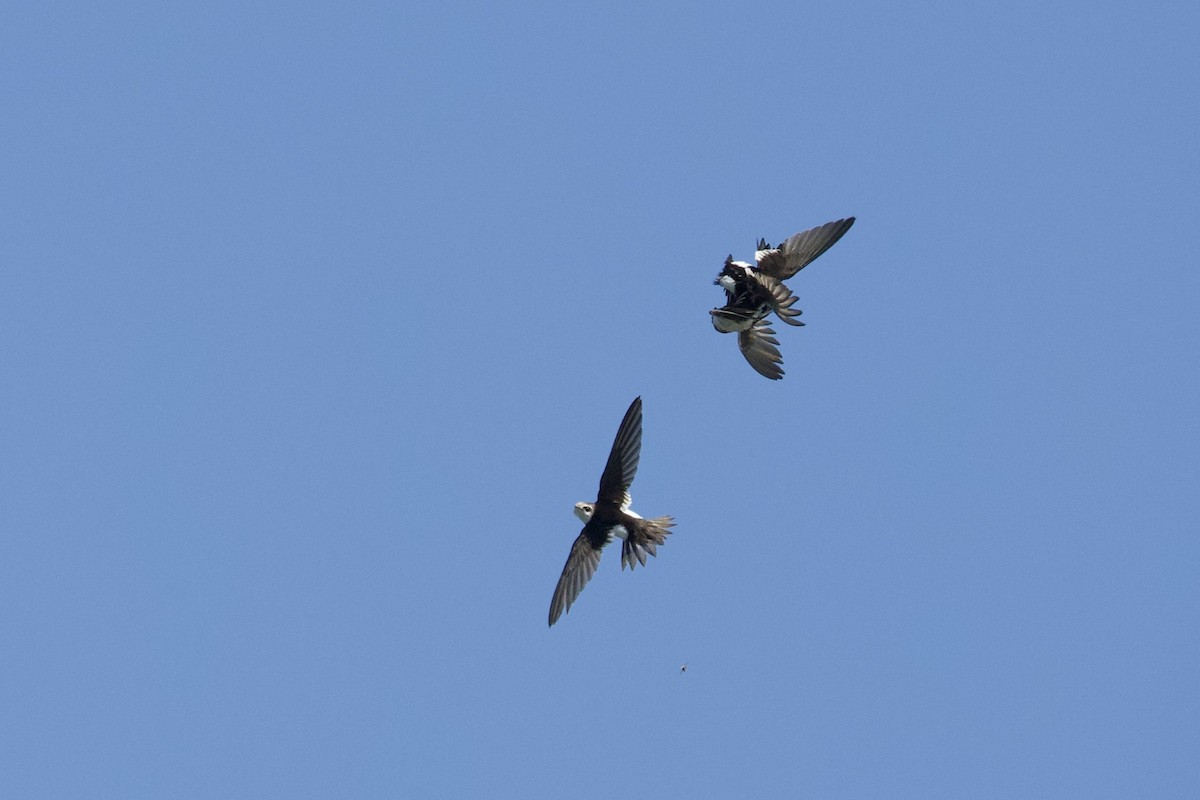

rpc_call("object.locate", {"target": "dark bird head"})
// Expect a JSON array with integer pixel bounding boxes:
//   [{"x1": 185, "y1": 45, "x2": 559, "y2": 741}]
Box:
[{"x1": 714, "y1": 254, "x2": 736, "y2": 285}]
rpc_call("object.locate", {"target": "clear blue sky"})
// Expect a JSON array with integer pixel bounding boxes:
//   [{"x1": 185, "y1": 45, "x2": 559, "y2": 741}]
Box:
[{"x1": 3, "y1": 1, "x2": 1198, "y2": 797}]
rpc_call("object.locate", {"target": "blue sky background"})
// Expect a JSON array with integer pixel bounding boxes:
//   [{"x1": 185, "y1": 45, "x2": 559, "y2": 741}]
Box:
[{"x1": 3, "y1": 1, "x2": 1198, "y2": 797}]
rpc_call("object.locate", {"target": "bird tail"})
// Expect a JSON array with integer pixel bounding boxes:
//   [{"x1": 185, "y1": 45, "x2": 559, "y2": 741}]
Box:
[
  {"x1": 621, "y1": 516, "x2": 675, "y2": 570},
  {"x1": 750, "y1": 272, "x2": 805, "y2": 326}
]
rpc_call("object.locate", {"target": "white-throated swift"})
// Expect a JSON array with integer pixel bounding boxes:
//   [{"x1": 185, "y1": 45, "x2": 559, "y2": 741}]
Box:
[{"x1": 548, "y1": 396, "x2": 675, "y2": 626}]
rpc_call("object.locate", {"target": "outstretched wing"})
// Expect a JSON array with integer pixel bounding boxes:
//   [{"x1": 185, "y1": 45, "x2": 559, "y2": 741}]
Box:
[
  {"x1": 548, "y1": 523, "x2": 612, "y2": 626},
  {"x1": 756, "y1": 217, "x2": 855, "y2": 279},
  {"x1": 596, "y1": 396, "x2": 642, "y2": 506},
  {"x1": 738, "y1": 320, "x2": 785, "y2": 380}
]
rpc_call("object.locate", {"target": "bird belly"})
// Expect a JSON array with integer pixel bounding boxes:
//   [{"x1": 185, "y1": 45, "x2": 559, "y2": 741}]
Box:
[
  {"x1": 610, "y1": 507, "x2": 641, "y2": 540},
  {"x1": 711, "y1": 312, "x2": 748, "y2": 333},
  {"x1": 711, "y1": 306, "x2": 767, "y2": 333}
]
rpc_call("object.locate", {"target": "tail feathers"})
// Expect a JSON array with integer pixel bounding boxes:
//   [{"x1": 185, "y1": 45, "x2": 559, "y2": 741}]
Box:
[
  {"x1": 621, "y1": 516, "x2": 675, "y2": 570},
  {"x1": 752, "y1": 272, "x2": 806, "y2": 327}
]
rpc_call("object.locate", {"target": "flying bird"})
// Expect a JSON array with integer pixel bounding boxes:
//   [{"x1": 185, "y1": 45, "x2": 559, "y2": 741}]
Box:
[
  {"x1": 548, "y1": 396, "x2": 676, "y2": 626},
  {"x1": 711, "y1": 217, "x2": 855, "y2": 379}
]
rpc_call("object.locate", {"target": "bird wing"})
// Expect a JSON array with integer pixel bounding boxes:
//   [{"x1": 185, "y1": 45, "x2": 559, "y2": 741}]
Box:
[
  {"x1": 747, "y1": 271, "x2": 805, "y2": 327},
  {"x1": 595, "y1": 396, "x2": 642, "y2": 507},
  {"x1": 738, "y1": 320, "x2": 785, "y2": 380},
  {"x1": 548, "y1": 523, "x2": 612, "y2": 626},
  {"x1": 755, "y1": 217, "x2": 855, "y2": 279}
]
